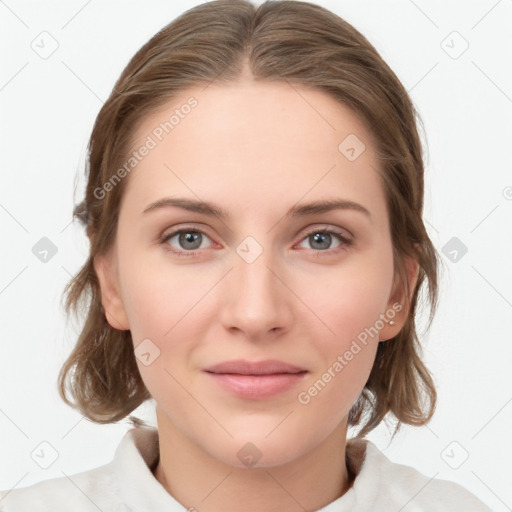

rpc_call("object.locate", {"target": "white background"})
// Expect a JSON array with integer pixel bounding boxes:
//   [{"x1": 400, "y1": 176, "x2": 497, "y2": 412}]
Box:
[{"x1": 0, "y1": 0, "x2": 511, "y2": 510}]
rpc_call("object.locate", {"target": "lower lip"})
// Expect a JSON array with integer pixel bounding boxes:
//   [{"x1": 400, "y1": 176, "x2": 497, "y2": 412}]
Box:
[{"x1": 205, "y1": 372, "x2": 308, "y2": 399}]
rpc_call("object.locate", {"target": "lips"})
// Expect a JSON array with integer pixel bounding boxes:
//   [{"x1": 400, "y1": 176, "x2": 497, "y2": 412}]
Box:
[
  {"x1": 203, "y1": 359, "x2": 308, "y2": 399},
  {"x1": 203, "y1": 359, "x2": 307, "y2": 376}
]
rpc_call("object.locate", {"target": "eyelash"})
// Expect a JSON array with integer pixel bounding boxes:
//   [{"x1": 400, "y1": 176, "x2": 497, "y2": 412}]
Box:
[{"x1": 158, "y1": 225, "x2": 353, "y2": 258}]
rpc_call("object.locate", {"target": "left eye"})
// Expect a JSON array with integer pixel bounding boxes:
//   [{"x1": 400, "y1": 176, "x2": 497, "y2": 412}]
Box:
[{"x1": 298, "y1": 229, "x2": 351, "y2": 252}]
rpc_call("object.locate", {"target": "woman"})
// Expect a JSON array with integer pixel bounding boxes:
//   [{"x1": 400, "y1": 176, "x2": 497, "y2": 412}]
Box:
[{"x1": 0, "y1": 0, "x2": 492, "y2": 510}]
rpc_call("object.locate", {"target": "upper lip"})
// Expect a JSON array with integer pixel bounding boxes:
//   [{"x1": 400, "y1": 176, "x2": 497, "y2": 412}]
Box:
[{"x1": 204, "y1": 359, "x2": 307, "y2": 375}]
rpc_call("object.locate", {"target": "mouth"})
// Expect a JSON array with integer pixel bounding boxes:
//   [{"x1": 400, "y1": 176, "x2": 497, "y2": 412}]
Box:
[
  {"x1": 203, "y1": 359, "x2": 307, "y2": 375},
  {"x1": 203, "y1": 359, "x2": 308, "y2": 399}
]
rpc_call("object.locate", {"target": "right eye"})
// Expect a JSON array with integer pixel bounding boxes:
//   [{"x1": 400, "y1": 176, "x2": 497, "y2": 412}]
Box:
[{"x1": 159, "y1": 227, "x2": 215, "y2": 257}]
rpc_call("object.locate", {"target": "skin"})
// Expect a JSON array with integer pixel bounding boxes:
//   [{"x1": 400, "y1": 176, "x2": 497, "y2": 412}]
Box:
[{"x1": 94, "y1": 72, "x2": 418, "y2": 511}]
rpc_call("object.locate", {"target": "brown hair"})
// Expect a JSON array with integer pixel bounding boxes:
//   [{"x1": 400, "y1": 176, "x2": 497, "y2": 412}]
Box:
[{"x1": 58, "y1": 0, "x2": 441, "y2": 439}]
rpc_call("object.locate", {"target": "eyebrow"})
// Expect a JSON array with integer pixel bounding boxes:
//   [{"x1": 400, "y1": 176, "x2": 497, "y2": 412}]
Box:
[{"x1": 142, "y1": 197, "x2": 371, "y2": 219}]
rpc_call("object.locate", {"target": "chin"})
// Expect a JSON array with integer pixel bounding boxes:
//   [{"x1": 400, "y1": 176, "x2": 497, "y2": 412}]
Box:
[{"x1": 203, "y1": 430, "x2": 318, "y2": 470}]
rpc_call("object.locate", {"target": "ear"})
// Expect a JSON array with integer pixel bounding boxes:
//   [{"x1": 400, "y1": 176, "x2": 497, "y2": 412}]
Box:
[
  {"x1": 93, "y1": 249, "x2": 130, "y2": 331},
  {"x1": 379, "y1": 253, "x2": 419, "y2": 342}
]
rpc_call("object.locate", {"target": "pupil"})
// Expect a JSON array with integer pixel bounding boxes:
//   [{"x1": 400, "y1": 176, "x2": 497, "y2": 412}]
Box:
[
  {"x1": 312, "y1": 232, "x2": 330, "y2": 250},
  {"x1": 181, "y1": 232, "x2": 201, "y2": 249}
]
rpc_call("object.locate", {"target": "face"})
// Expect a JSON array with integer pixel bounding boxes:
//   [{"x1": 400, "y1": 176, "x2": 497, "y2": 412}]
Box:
[{"x1": 95, "y1": 79, "x2": 416, "y2": 468}]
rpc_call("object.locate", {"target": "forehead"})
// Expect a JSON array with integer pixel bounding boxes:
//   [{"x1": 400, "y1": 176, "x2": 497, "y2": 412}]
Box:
[
  {"x1": 132, "y1": 80, "x2": 376, "y2": 158},
  {"x1": 121, "y1": 81, "x2": 386, "y2": 223}
]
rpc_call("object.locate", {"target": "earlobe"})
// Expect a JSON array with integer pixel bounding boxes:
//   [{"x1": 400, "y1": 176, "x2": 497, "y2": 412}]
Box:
[
  {"x1": 93, "y1": 251, "x2": 130, "y2": 331},
  {"x1": 379, "y1": 255, "x2": 420, "y2": 342}
]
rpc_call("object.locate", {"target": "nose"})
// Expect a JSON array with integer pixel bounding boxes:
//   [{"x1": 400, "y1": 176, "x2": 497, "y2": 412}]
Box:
[{"x1": 219, "y1": 245, "x2": 294, "y2": 341}]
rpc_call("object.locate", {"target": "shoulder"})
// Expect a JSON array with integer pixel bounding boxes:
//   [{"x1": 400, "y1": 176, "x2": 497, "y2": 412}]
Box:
[
  {"x1": 0, "y1": 426, "x2": 158, "y2": 512},
  {"x1": 347, "y1": 439, "x2": 493, "y2": 511},
  {"x1": 0, "y1": 463, "x2": 123, "y2": 512}
]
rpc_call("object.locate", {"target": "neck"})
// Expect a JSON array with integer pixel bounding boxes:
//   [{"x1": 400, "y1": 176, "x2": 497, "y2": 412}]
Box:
[{"x1": 152, "y1": 415, "x2": 354, "y2": 512}]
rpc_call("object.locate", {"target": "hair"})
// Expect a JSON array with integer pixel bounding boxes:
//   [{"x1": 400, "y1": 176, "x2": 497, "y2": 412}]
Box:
[{"x1": 58, "y1": 0, "x2": 441, "y2": 439}]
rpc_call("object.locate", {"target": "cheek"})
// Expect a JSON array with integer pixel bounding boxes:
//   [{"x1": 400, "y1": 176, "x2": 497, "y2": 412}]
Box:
[
  {"x1": 118, "y1": 252, "x2": 218, "y2": 395},
  {"x1": 294, "y1": 250, "x2": 393, "y2": 399},
  {"x1": 293, "y1": 270, "x2": 388, "y2": 426},
  {"x1": 119, "y1": 251, "x2": 213, "y2": 342},
  {"x1": 297, "y1": 254, "x2": 394, "y2": 345}
]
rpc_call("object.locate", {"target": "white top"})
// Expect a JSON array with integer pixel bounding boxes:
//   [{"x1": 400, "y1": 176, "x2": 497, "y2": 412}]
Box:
[{"x1": 0, "y1": 426, "x2": 492, "y2": 511}]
